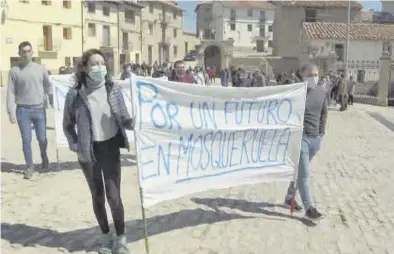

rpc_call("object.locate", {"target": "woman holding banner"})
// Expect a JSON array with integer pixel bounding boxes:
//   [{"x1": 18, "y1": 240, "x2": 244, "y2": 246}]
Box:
[{"x1": 63, "y1": 48, "x2": 133, "y2": 254}]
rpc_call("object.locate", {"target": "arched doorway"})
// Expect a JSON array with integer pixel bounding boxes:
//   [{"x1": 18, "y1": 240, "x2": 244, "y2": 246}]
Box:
[{"x1": 204, "y1": 45, "x2": 221, "y2": 72}]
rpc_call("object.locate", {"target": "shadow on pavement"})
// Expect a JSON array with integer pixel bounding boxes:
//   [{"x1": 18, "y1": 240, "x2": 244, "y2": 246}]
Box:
[
  {"x1": 1, "y1": 154, "x2": 137, "y2": 174},
  {"x1": 192, "y1": 197, "x2": 317, "y2": 227},
  {"x1": 1, "y1": 208, "x2": 252, "y2": 252}
]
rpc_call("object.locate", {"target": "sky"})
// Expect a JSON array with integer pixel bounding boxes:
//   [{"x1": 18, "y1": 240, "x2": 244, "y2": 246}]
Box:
[{"x1": 177, "y1": 0, "x2": 383, "y2": 33}]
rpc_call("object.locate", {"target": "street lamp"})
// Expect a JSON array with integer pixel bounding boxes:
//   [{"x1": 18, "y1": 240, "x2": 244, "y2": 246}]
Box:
[{"x1": 345, "y1": 0, "x2": 351, "y2": 76}]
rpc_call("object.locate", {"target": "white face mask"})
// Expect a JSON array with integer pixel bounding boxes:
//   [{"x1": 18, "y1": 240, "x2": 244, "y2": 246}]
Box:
[
  {"x1": 305, "y1": 76, "x2": 318, "y2": 88},
  {"x1": 89, "y1": 65, "x2": 107, "y2": 84}
]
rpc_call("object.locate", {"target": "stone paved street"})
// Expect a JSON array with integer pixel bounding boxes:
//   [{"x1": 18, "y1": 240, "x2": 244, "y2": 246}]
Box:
[{"x1": 1, "y1": 87, "x2": 394, "y2": 254}]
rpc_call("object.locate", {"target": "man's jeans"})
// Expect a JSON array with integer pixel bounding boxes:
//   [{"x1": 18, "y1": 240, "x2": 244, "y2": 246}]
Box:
[
  {"x1": 16, "y1": 106, "x2": 48, "y2": 169},
  {"x1": 286, "y1": 136, "x2": 321, "y2": 210}
]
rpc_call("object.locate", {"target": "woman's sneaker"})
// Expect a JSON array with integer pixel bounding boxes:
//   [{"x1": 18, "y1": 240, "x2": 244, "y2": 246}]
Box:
[
  {"x1": 112, "y1": 235, "x2": 130, "y2": 254},
  {"x1": 98, "y1": 233, "x2": 114, "y2": 254},
  {"x1": 305, "y1": 207, "x2": 324, "y2": 220}
]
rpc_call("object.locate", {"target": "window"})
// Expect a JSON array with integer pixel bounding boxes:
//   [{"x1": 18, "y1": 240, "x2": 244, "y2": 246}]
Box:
[
  {"x1": 41, "y1": 0, "x2": 51, "y2": 6},
  {"x1": 103, "y1": 6, "x2": 110, "y2": 16},
  {"x1": 88, "y1": 23, "x2": 96, "y2": 36},
  {"x1": 357, "y1": 70, "x2": 365, "y2": 83},
  {"x1": 230, "y1": 23, "x2": 235, "y2": 31},
  {"x1": 205, "y1": 7, "x2": 210, "y2": 12},
  {"x1": 173, "y1": 46, "x2": 178, "y2": 57},
  {"x1": 125, "y1": 10, "x2": 135, "y2": 23},
  {"x1": 260, "y1": 11, "x2": 265, "y2": 20},
  {"x1": 173, "y1": 11, "x2": 177, "y2": 19},
  {"x1": 123, "y1": 32, "x2": 129, "y2": 49},
  {"x1": 173, "y1": 28, "x2": 177, "y2": 38},
  {"x1": 42, "y1": 25, "x2": 53, "y2": 51},
  {"x1": 148, "y1": 23, "x2": 153, "y2": 35},
  {"x1": 19, "y1": 0, "x2": 29, "y2": 3},
  {"x1": 65, "y1": 57, "x2": 71, "y2": 66},
  {"x1": 149, "y1": 4, "x2": 153, "y2": 13},
  {"x1": 135, "y1": 53, "x2": 140, "y2": 64},
  {"x1": 231, "y1": 9, "x2": 236, "y2": 19},
  {"x1": 63, "y1": 27, "x2": 72, "y2": 40},
  {"x1": 88, "y1": 2, "x2": 95, "y2": 13},
  {"x1": 248, "y1": 9, "x2": 253, "y2": 17},
  {"x1": 305, "y1": 8, "x2": 317, "y2": 22},
  {"x1": 63, "y1": 0, "x2": 71, "y2": 9},
  {"x1": 102, "y1": 25, "x2": 110, "y2": 46},
  {"x1": 334, "y1": 43, "x2": 344, "y2": 61},
  {"x1": 247, "y1": 24, "x2": 252, "y2": 32},
  {"x1": 259, "y1": 27, "x2": 265, "y2": 37},
  {"x1": 268, "y1": 25, "x2": 273, "y2": 32},
  {"x1": 204, "y1": 29, "x2": 211, "y2": 39},
  {"x1": 268, "y1": 40, "x2": 273, "y2": 47}
]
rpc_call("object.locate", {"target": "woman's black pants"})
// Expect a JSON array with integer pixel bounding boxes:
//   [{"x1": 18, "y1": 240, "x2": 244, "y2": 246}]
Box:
[{"x1": 79, "y1": 137, "x2": 125, "y2": 236}]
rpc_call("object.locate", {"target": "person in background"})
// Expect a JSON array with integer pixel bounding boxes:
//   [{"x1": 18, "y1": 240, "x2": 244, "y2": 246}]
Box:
[
  {"x1": 120, "y1": 64, "x2": 132, "y2": 80},
  {"x1": 194, "y1": 66, "x2": 205, "y2": 86},
  {"x1": 220, "y1": 68, "x2": 229, "y2": 87},
  {"x1": 348, "y1": 76, "x2": 356, "y2": 106},
  {"x1": 170, "y1": 60, "x2": 195, "y2": 83},
  {"x1": 6, "y1": 41, "x2": 52, "y2": 179},
  {"x1": 66, "y1": 66, "x2": 74, "y2": 74},
  {"x1": 59, "y1": 66, "x2": 67, "y2": 74},
  {"x1": 330, "y1": 73, "x2": 339, "y2": 105},
  {"x1": 338, "y1": 73, "x2": 348, "y2": 111},
  {"x1": 151, "y1": 67, "x2": 165, "y2": 78},
  {"x1": 63, "y1": 48, "x2": 133, "y2": 254},
  {"x1": 283, "y1": 63, "x2": 328, "y2": 220},
  {"x1": 152, "y1": 60, "x2": 159, "y2": 73}
]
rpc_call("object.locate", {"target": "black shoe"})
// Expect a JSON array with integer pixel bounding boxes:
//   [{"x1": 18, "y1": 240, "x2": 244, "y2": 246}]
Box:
[
  {"x1": 284, "y1": 198, "x2": 303, "y2": 211},
  {"x1": 41, "y1": 156, "x2": 49, "y2": 170},
  {"x1": 305, "y1": 207, "x2": 324, "y2": 220}
]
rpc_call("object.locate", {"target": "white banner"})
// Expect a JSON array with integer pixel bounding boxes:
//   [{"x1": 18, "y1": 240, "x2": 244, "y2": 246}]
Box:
[
  {"x1": 131, "y1": 77, "x2": 307, "y2": 207},
  {"x1": 50, "y1": 74, "x2": 135, "y2": 147}
]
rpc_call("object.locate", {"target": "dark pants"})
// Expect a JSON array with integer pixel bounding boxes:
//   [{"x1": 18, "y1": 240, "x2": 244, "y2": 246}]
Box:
[
  {"x1": 16, "y1": 106, "x2": 48, "y2": 169},
  {"x1": 79, "y1": 136, "x2": 125, "y2": 236},
  {"x1": 331, "y1": 86, "x2": 338, "y2": 104},
  {"x1": 348, "y1": 94, "x2": 354, "y2": 105},
  {"x1": 340, "y1": 95, "x2": 348, "y2": 111}
]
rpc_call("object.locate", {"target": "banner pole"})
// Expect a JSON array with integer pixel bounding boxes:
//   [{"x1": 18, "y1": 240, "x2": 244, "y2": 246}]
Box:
[
  {"x1": 139, "y1": 187, "x2": 150, "y2": 254},
  {"x1": 128, "y1": 74, "x2": 150, "y2": 254},
  {"x1": 56, "y1": 147, "x2": 60, "y2": 171}
]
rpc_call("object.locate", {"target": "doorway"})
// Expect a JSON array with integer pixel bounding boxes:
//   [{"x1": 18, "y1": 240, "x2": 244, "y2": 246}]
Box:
[{"x1": 204, "y1": 45, "x2": 221, "y2": 71}]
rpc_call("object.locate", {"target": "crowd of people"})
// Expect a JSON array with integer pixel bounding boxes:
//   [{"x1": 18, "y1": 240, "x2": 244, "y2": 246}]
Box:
[
  {"x1": 6, "y1": 39, "x2": 361, "y2": 253},
  {"x1": 118, "y1": 61, "x2": 356, "y2": 113}
]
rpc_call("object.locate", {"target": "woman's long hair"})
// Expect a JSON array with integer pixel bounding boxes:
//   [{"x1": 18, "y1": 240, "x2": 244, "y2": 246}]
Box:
[{"x1": 75, "y1": 48, "x2": 113, "y2": 89}]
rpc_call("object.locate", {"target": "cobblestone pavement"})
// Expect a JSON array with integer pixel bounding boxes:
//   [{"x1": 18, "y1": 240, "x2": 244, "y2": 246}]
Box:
[{"x1": 1, "y1": 87, "x2": 394, "y2": 254}]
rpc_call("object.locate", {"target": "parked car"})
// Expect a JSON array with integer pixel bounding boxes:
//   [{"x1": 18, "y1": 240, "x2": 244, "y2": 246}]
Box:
[{"x1": 184, "y1": 50, "x2": 198, "y2": 61}]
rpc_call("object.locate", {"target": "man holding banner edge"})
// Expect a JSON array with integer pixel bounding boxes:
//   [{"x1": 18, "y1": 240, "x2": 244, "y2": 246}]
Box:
[
  {"x1": 284, "y1": 63, "x2": 328, "y2": 220},
  {"x1": 6, "y1": 41, "x2": 52, "y2": 179}
]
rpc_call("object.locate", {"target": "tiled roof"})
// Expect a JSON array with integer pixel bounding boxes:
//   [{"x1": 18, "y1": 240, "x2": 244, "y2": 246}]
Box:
[
  {"x1": 222, "y1": 1, "x2": 276, "y2": 9},
  {"x1": 303, "y1": 22, "x2": 394, "y2": 40},
  {"x1": 195, "y1": 1, "x2": 275, "y2": 12},
  {"x1": 272, "y1": 1, "x2": 362, "y2": 9}
]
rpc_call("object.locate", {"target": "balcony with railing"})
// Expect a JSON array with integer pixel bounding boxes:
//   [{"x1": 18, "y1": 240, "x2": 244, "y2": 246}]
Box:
[
  {"x1": 37, "y1": 37, "x2": 61, "y2": 58},
  {"x1": 122, "y1": 42, "x2": 134, "y2": 53},
  {"x1": 100, "y1": 36, "x2": 118, "y2": 48},
  {"x1": 159, "y1": 13, "x2": 172, "y2": 26},
  {"x1": 159, "y1": 36, "x2": 171, "y2": 46}
]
